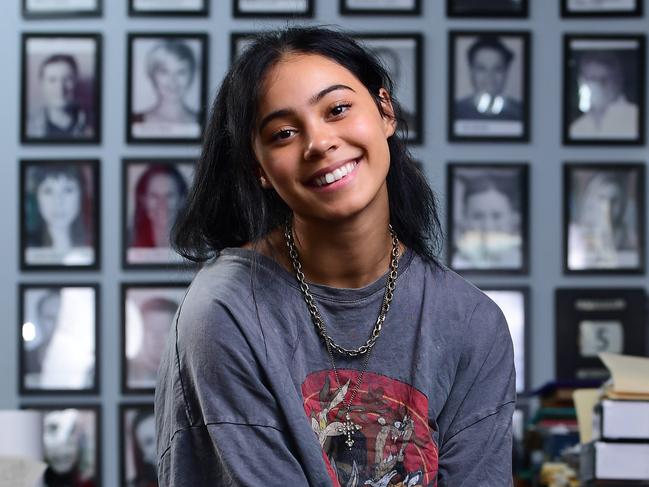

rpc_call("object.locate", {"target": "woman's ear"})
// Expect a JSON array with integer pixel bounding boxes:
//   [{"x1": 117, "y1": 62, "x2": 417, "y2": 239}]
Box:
[
  {"x1": 378, "y1": 88, "x2": 397, "y2": 137},
  {"x1": 256, "y1": 165, "x2": 272, "y2": 189}
]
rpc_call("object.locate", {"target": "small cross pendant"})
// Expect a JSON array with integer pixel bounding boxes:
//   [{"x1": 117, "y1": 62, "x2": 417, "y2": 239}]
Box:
[{"x1": 338, "y1": 412, "x2": 362, "y2": 449}]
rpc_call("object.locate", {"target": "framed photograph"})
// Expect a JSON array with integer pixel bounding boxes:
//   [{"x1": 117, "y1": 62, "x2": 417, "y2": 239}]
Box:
[
  {"x1": 230, "y1": 32, "x2": 256, "y2": 64},
  {"x1": 449, "y1": 31, "x2": 530, "y2": 142},
  {"x1": 122, "y1": 283, "x2": 187, "y2": 393},
  {"x1": 122, "y1": 158, "x2": 194, "y2": 269},
  {"x1": 22, "y1": 404, "x2": 101, "y2": 487},
  {"x1": 19, "y1": 283, "x2": 99, "y2": 395},
  {"x1": 340, "y1": 0, "x2": 421, "y2": 15},
  {"x1": 447, "y1": 0, "x2": 528, "y2": 17},
  {"x1": 129, "y1": 0, "x2": 209, "y2": 16},
  {"x1": 20, "y1": 159, "x2": 100, "y2": 271},
  {"x1": 354, "y1": 33, "x2": 424, "y2": 144},
  {"x1": 23, "y1": 0, "x2": 102, "y2": 18},
  {"x1": 563, "y1": 34, "x2": 646, "y2": 145},
  {"x1": 555, "y1": 288, "x2": 646, "y2": 381},
  {"x1": 561, "y1": 0, "x2": 643, "y2": 17},
  {"x1": 564, "y1": 163, "x2": 645, "y2": 274},
  {"x1": 447, "y1": 163, "x2": 529, "y2": 274},
  {"x1": 120, "y1": 404, "x2": 157, "y2": 487},
  {"x1": 127, "y1": 33, "x2": 208, "y2": 144},
  {"x1": 482, "y1": 287, "x2": 530, "y2": 394},
  {"x1": 21, "y1": 33, "x2": 101, "y2": 144},
  {"x1": 233, "y1": 0, "x2": 314, "y2": 17}
]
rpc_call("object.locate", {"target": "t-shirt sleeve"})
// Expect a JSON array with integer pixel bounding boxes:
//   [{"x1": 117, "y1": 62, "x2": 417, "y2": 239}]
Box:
[
  {"x1": 436, "y1": 297, "x2": 517, "y2": 487},
  {"x1": 155, "y1": 288, "x2": 311, "y2": 486}
]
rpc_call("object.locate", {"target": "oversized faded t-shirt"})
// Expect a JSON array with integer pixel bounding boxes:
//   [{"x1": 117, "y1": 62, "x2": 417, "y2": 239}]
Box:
[{"x1": 155, "y1": 247, "x2": 516, "y2": 486}]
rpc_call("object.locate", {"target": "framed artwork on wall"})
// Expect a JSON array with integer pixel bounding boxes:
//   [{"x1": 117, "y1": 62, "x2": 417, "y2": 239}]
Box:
[
  {"x1": 340, "y1": 0, "x2": 421, "y2": 15},
  {"x1": 23, "y1": 0, "x2": 102, "y2": 18},
  {"x1": 21, "y1": 33, "x2": 102, "y2": 144},
  {"x1": 447, "y1": 0, "x2": 528, "y2": 17},
  {"x1": 563, "y1": 34, "x2": 646, "y2": 145},
  {"x1": 230, "y1": 32, "x2": 256, "y2": 64},
  {"x1": 21, "y1": 404, "x2": 101, "y2": 486},
  {"x1": 19, "y1": 283, "x2": 100, "y2": 395},
  {"x1": 563, "y1": 163, "x2": 645, "y2": 274},
  {"x1": 447, "y1": 163, "x2": 529, "y2": 274},
  {"x1": 122, "y1": 282, "x2": 188, "y2": 394},
  {"x1": 448, "y1": 31, "x2": 531, "y2": 142},
  {"x1": 555, "y1": 288, "x2": 647, "y2": 381},
  {"x1": 120, "y1": 404, "x2": 157, "y2": 487},
  {"x1": 20, "y1": 159, "x2": 100, "y2": 271},
  {"x1": 561, "y1": 0, "x2": 643, "y2": 17},
  {"x1": 129, "y1": 0, "x2": 209, "y2": 16},
  {"x1": 126, "y1": 33, "x2": 208, "y2": 144},
  {"x1": 122, "y1": 158, "x2": 195, "y2": 269},
  {"x1": 233, "y1": 0, "x2": 314, "y2": 17}
]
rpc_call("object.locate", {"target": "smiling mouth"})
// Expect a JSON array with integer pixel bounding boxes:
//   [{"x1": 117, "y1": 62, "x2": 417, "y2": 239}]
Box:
[{"x1": 311, "y1": 159, "x2": 359, "y2": 187}]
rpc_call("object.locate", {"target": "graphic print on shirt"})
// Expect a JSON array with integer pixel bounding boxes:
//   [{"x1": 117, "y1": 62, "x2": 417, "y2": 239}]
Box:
[{"x1": 302, "y1": 370, "x2": 438, "y2": 487}]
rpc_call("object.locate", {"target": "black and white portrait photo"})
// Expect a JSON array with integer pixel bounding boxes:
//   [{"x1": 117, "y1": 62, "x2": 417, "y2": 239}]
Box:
[
  {"x1": 129, "y1": 0, "x2": 208, "y2": 16},
  {"x1": 23, "y1": 406, "x2": 100, "y2": 487},
  {"x1": 447, "y1": 0, "x2": 528, "y2": 17},
  {"x1": 19, "y1": 284, "x2": 98, "y2": 394},
  {"x1": 448, "y1": 164, "x2": 529, "y2": 273},
  {"x1": 23, "y1": 0, "x2": 102, "y2": 18},
  {"x1": 562, "y1": 0, "x2": 642, "y2": 17},
  {"x1": 21, "y1": 159, "x2": 100, "y2": 270},
  {"x1": 482, "y1": 288, "x2": 528, "y2": 393},
  {"x1": 449, "y1": 31, "x2": 530, "y2": 141},
  {"x1": 122, "y1": 284, "x2": 186, "y2": 393},
  {"x1": 355, "y1": 34, "x2": 423, "y2": 143},
  {"x1": 233, "y1": 0, "x2": 313, "y2": 17},
  {"x1": 340, "y1": 0, "x2": 421, "y2": 15},
  {"x1": 21, "y1": 34, "x2": 101, "y2": 144},
  {"x1": 122, "y1": 159, "x2": 193, "y2": 268},
  {"x1": 563, "y1": 35, "x2": 645, "y2": 144},
  {"x1": 121, "y1": 405, "x2": 158, "y2": 487},
  {"x1": 564, "y1": 163, "x2": 645, "y2": 273},
  {"x1": 127, "y1": 34, "x2": 207, "y2": 143}
]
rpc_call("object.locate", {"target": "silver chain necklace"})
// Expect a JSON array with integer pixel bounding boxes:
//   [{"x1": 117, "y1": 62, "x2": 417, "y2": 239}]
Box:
[{"x1": 284, "y1": 220, "x2": 400, "y2": 448}]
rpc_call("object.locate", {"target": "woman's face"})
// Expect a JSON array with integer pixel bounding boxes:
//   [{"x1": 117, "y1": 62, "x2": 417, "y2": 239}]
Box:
[
  {"x1": 36, "y1": 174, "x2": 81, "y2": 231},
  {"x1": 142, "y1": 173, "x2": 182, "y2": 227},
  {"x1": 151, "y1": 51, "x2": 193, "y2": 103},
  {"x1": 43, "y1": 411, "x2": 80, "y2": 475},
  {"x1": 40, "y1": 61, "x2": 76, "y2": 110},
  {"x1": 134, "y1": 414, "x2": 157, "y2": 468},
  {"x1": 252, "y1": 53, "x2": 396, "y2": 223}
]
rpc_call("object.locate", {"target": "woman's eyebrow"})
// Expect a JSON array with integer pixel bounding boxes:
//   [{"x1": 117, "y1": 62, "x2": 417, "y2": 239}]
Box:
[{"x1": 258, "y1": 84, "x2": 356, "y2": 132}]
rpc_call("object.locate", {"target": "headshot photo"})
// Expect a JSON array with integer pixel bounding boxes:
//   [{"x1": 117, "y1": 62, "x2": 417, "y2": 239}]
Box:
[
  {"x1": 562, "y1": 0, "x2": 642, "y2": 16},
  {"x1": 234, "y1": 0, "x2": 313, "y2": 16},
  {"x1": 450, "y1": 32, "x2": 529, "y2": 141},
  {"x1": 447, "y1": 0, "x2": 528, "y2": 16},
  {"x1": 341, "y1": 0, "x2": 421, "y2": 15},
  {"x1": 564, "y1": 35, "x2": 645, "y2": 144},
  {"x1": 565, "y1": 164, "x2": 644, "y2": 273},
  {"x1": 448, "y1": 164, "x2": 528, "y2": 273},
  {"x1": 129, "y1": 0, "x2": 208, "y2": 15},
  {"x1": 21, "y1": 34, "x2": 101, "y2": 144},
  {"x1": 23, "y1": 0, "x2": 102, "y2": 18},
  {"x1": 122, "y1": 284, "x2": 186, "y2": 392},
  {"x1": 123, "y1": 159, "x2": 193, "y2": 267},
  {"x1": 356, "y1": 34, "x2": 423, "y2": 143},
  {"x1": 121, "y1": 405, "x2": 158, "y2": 487},
  {"x1": 127, "y1": 34, "x2": 207, "y2": 143},
  {"x1": 20, "y1": 285, "x2": 98, "y2": 393},
  {"x1": 21, "y1": 160, "x2": 99, "y2": 270}
]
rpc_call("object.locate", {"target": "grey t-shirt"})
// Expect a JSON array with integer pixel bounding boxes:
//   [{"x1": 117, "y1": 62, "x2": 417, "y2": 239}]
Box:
[{"x1": 155, "y1": 247, "x2": 516, "y2": 486}]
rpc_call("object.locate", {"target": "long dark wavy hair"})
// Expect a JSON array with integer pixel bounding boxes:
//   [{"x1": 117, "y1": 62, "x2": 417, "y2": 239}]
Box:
[{"x1": 173, "y1": 26, "x2": 442, "y2": 264}]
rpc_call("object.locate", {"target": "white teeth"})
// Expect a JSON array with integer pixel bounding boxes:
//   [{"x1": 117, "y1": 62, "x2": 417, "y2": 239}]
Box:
[
  {"x1": 333, "y1": 169, "x2": 343, "y2": 181},
  {"x1": 325, "y1": 173, "x2": 335, "y2": 184},
  {"x1": 315, "y1": 160, "x2": 358, "y2": 187}
]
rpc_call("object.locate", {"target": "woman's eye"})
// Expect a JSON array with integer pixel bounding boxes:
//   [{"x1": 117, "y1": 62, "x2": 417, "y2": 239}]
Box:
[
  {"x1": 330, "y1": 104, "x2": 351, "y2": 117},
  {"x1": 272, "y1": 129, "x2": 295, "y2": 141}
]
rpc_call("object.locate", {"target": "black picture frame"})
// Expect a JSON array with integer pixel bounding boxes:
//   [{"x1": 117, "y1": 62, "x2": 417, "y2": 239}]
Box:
[
  {"x1": 481, "y1": 286, "x2": 530, "y2": 394},
  {"x1": 447, "y1": 162, "x2": 530, "y2": 274},
  {"x1": 563, "y1": 162, "x2": 645, "y2": 274},
  {"x1": 21, "y1": 33, "x2": 102, "y2": 145},
  {"x1": 21, "y1": 404, "x2": 102, "y2": 487},
  {"x1": 23, "y1": 0, "x2": 103, "y2": 18},
  {"x1": 120, "y1": 403, "x2": 156, "y2": 487},
  {"x1": 18, "y1": 283, "x2": 100, "y2": 395},
  {"x1": 562, "y1": 34, "x2": 646, "y2": 146},
  {"x1": 230, "y1": 32, "x2": 256, "y2": 65},
  {"x1": 340, "y1": 0, "x2": 421, "y2": 15},
  {"x1": 121, "y1": 282, "x2": 188, "y2": 394},
  {"x1": 555, "y1": 288, "x2": 647, "y2": 381},
  {"x1": 126, "y1": 33, "x2": 208, "y2": 145},
  {"x1": 233, "y1": 0, "x2": 314, "y2": 17},
  {"x1": 447, "y1": 0, "x2": 528, "y2": 18},
  {"x1": 448, "y1": 30, "x2": 531, "y2": 143},
  {"x1": 128, "y1": 0, "x2": 209, "y2": 16},
  {"x1": 353, "y1": 33, "x2": 424, "y2": 144},
  {"x1": 20, "y1": 159, "x2": 101, "y2": 271},
  {"x1": 561, "y1": 0, "x2": 643, "y2": 17},
  {"x1": 121, "y1": 158, "x2": 195, "y2": 270}
]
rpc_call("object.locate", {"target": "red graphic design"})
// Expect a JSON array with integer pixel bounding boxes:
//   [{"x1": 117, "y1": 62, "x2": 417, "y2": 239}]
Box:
[{"x1": 302, "y1": 370, "x2": 438, "y2": 487}]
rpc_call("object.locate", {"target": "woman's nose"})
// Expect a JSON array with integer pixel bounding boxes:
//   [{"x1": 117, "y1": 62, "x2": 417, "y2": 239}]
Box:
[{"x1": 303, "y1": 120, "x2": 338, "y2": 160}]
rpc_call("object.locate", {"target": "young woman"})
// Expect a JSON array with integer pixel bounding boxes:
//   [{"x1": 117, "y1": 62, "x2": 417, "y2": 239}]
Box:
[{"x1": 155, "y1": 26, "x2": 515, "y2": 487}]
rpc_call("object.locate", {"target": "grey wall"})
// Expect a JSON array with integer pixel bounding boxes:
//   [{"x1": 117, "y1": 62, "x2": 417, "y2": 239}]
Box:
[{"x1": 2, "y1": 1, "x2": 648, "y2": 485}]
